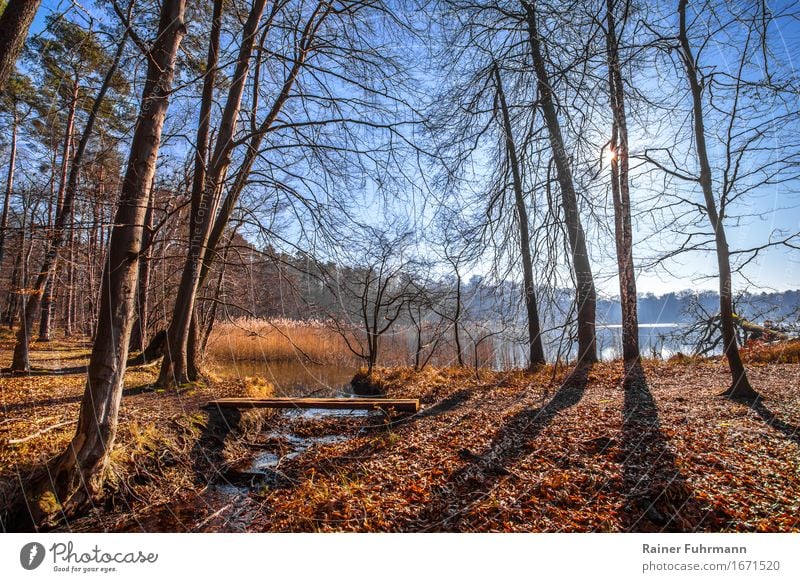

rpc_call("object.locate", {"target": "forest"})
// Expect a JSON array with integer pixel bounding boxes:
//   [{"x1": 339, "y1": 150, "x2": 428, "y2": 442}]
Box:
[{"x1": 0, "y1": 0, "x2": 798, "y2": 533}]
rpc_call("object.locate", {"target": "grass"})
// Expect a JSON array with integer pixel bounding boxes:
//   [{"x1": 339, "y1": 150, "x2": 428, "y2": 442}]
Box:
[
  {"x1": 742, "y1": 339, "x2": 800, "y2": 364},
  {"x1": 206, "y1": 318, "x2": 354, "y2": 365},
  {"x1": 205, "y1": 317, "x2": 500, "y2": 369}
]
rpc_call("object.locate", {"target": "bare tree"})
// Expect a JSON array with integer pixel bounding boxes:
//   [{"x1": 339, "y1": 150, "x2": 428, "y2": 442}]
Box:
[
  {"x1": 604, "y1": 0, "x2": 640, "y2": 364},
  {"x1": 157, "y1": 0, "x2": 268, "y2": 387},
  {"x1": 522, "y1": 0, "x2": 597, "y2": 365},
  {"x1": 325, "y1": 228, "x2": 417, "y2": 377},
  {"x1": 492, "y1": 61, "x2": 546, "y2": 368},
  {"x1": 20, "y1": 0, "x2": 187, "y2": 527},
  {"x1": 674, "y1": 0, "x2": 758, "y2": 399}
]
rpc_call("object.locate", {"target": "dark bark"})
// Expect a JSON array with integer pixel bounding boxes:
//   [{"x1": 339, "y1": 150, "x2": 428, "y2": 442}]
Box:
[
  {"x1": 131, "y1": 186, "x2": 154, "y2": 352},
  {"x1": 19, "y1": 0, "x2": 186, "y2": 528},
  {"x1": 159, "y1": 0, "x2": 266, "y2": 387},
  {"x1": 523, "y1": 0, "x2": 597, "y2": 364},
  {"x1": 454, "y1": 271, "x2": 464, "y2": 366},
  {"x1": 0, "y1": 106, "x2": 16, "y2": 267},
  {"x1": 677, "y1": 0, "x2": 758, "y2": 400},
  {"x1": 0, "y1": 0, "x2": 42, "y2": 94},
  {"x1": 38, "y1": 281, "x2": 54, "y2": 341},
  {"x1": 605, "y1": 0, "x2": 640, "y2": 364},
  {"x1": 492, "y1": 63, "x2": 546, "y2": 368}
]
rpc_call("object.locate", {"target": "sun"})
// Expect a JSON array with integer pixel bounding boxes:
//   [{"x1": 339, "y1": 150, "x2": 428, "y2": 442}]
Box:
[{"x1": 603, "y1": 146, "x2": 617, "y2": 166}]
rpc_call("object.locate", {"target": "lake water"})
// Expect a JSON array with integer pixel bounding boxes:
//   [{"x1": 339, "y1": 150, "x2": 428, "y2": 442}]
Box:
[
  {"x1": 209, "y1": 323, "x2": 691, "y2": 395},
  {"x1": 208, "y1": 359, "x2": 356, "y2": 397},
  {"x1": 491, "y1": 323, "x2": 691, "y2": 367}
]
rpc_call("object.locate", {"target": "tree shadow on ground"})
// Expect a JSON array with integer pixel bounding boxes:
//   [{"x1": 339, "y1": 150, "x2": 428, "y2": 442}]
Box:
[
  {"x1": 619, "y1": 361, "x2": 726, "y2": 532},
  {"x1": 1, "y1": 384, "x2": 159, "y2": 414},
  {"x1": 748, "y1": 400, "x2": 800, "y2": 446},
  {"x1": 405, "y1": 363, "x2": 592, "y2": 531},
  {"x1": 417, "y1": 389, "x2": 473, "y2": 418}
]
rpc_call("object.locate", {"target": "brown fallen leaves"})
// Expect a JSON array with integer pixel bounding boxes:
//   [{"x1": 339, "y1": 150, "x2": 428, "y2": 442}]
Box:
[
  {"x1": 248, "y1": 361, "x2": 799, "y2": 532},
  {"x1": 1, "y1": 339, "x2": 799, "y2": 532}
]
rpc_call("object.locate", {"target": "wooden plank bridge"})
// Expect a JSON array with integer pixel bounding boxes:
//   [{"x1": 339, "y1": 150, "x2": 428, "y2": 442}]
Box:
[{"x1": 205, "y1": 397, "x2": 420, "y2": 414}]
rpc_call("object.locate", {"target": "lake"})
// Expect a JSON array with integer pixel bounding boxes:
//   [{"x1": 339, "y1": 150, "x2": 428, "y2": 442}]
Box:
[{"x1": 209, "y1": 323, "x2": 692, "y2": 395}]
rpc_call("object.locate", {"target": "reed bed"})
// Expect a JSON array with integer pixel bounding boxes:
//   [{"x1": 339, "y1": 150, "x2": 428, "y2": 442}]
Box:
[{"x1": 205, "y1": 317, "x2": 500, "y2": 368}]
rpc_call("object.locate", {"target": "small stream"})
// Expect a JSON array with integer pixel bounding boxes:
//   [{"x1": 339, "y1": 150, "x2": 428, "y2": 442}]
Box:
[{"x1": 184, "y1": 360, "x2": 371, "y2": 530}]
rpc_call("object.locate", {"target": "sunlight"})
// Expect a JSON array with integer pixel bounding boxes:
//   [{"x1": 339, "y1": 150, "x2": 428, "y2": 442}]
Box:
[{"x1": 603, "y1": 146, "x2": 617, "y2": 166}]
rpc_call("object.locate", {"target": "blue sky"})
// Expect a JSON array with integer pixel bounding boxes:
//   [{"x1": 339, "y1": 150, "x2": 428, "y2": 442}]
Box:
[{"x1": 22, "y1": 0, "x2": 800, "y2": 297}]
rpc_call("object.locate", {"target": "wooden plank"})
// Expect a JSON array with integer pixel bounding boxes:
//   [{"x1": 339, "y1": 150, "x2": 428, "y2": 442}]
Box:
[{"x1": 205, "y1": 397, "x2": 419, "y2": 414}]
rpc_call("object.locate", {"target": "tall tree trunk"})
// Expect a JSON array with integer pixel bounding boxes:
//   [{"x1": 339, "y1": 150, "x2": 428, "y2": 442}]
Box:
[
  {"x1": 492, "y1": 63, "x2": 546, "y2": 368},
  {"x1": 605, "y1": 0, "x2": 640, "y2": 365},
  {"x1": 65, "y1": 219, "x2": 75, "y2": 336},
  {"x1": 454, "y1": 271, "x2": 464, "y2": 366},
  {"x1": 523, "y1": 0, "x2": 597, "y2": 364},
  {"x1": 131, "y1": 186, "x2": 154, "y2": 352},
  {"x1": 0, "y1": 107, "x2": 16, "y2": 267},
  {"x1": 21, "y1": 0, "x2": 186, "y2": 528},
  {"x1": 5, "y1": 231, "x2": 22, "y2": 326},
  {"x1": 38, "y1": 281, "x2": 54, "y2": 341},
  {"x1": 11, "y1": 29, "x2": 127, "y2": 370},
  {"x1": 677, "y1": 0, "x2": 758, "y2": 400},
  {"x1": 159, "y1": 0, "x2": 267, "y2": 387},
  {"x1": 0, "y1": 0, "x2": 42, "y2": 94},
  {"x1": 39, "y1": 84, "x2": 78, "y2": 342}
]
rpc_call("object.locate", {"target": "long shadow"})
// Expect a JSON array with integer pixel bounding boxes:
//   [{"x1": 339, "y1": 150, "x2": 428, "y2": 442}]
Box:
[
  {"x1": 749, "y1": 401, "x2": 800, "y2": 446},
  {"x1": 1, "y1": 360, "x2": 159, "y2": 378},
  {"x1": 1, "y1": 385, "x2": 158, "y2": 414},
  {"x1": 417, "y1": 389, "x2": 473, "y2": 418},
  {"x1": 619, "y1": 361, "x2": 724, "y2": 532},
  {"x1": 406, "y1": 363, "x2": 591, "y2": 531},
  {"x1": 1, "y1": 366, "x2": 88, "y2": 377}
]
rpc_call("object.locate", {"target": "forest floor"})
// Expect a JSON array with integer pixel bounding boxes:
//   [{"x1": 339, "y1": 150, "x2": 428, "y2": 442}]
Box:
[{"x1": 1, "y1": 330, "x2": 799, "y2": 532}]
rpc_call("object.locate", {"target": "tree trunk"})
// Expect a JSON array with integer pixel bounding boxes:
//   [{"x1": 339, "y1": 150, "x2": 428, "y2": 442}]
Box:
[
  {"x1": 454, "y1": 272, "x2": 464, "y2": 366},
  {"x1": 21, "y1": 0, "x2": 186, "y2": 528},
  {"x1": 65, "y1": 218, "x2": 75, "y2": 336},
  {"x1": 0, "y1": 0, "x2": 42, "y2": 94},
  {"x1": 159, "y1": 0, "x2": 268, "y2": 387},
  {"x1": 523, "y1": 0, "x2": 597, "y2": 364},
  {"x1": 131, "y1": 186, "x2": 154, "y2": 352},
  {"x1": 186, "y1": 310, "x2": 200, "y2": 381},
  {"x1": 4, "y1": 233, "x2": 22, "y2": 326},
  {"x1": 39, "y1": 83, "x2": 77, "y2": 343},
  {"x1": 605, "y1": 0, "x2": 640, "y2": 365},
  {"x1": 0, "y1": 107, "x2": 17, "y2": 268},
  {"x1": 492, "y1": 63, "x2": 546, "y2": 368},
  {"x1": 38, "y1": 281, "x2": 54, "y2": 341},
  {"x1": 677, "y1": 0, "x2": 758, "y2": 400}
]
